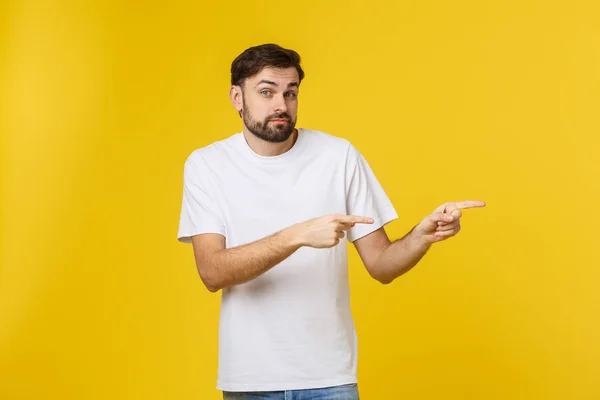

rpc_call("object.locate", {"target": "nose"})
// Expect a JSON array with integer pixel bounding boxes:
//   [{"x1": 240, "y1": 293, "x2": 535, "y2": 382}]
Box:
[{"x1": 272, "y1": 93, "x2": 288, "y2": 114}]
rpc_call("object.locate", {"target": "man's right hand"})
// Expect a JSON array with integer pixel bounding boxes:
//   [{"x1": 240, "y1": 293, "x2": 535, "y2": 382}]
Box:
[
  {"x1": 192, "y1": 214, "x2": 374, "y2": 292},
  {"x1": 287, "y1": 214, "x2": 374, "y2": 248}
]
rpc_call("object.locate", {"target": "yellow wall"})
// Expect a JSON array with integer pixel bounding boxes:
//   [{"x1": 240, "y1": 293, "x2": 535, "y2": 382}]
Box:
[{"x1": 1, "y1": 1, "x2": 599, "y2": 398}]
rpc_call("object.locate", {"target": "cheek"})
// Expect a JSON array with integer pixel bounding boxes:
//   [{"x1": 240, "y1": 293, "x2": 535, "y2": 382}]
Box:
[
  {"x1": 244, "y1": 102, "x2": 266, "y2": 118},
  {"x1": 287, "y1": 101, "x2": 299, "y2": 115},
  {"x1": 251, "y1": 101, "x2": 270, "y2": 117}
]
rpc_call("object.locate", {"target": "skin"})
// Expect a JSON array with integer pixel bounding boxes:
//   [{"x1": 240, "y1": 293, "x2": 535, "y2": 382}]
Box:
[
  {"x1": 191, "y1": 66, "x2": 486, "y2": 292},
  {"x1": 229, "y1": 66, "x2": 300, "y2": 156}
]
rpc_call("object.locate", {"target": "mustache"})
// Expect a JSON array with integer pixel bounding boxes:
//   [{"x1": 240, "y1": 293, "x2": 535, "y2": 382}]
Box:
[{"x1": 267, "y1": 113, "x2": 292, "y2": 121}]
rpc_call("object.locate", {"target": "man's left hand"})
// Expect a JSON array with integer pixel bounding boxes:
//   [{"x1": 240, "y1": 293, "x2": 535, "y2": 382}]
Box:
[{"x1": 414, "y1": 200, "x2": 486, "y2": 245}]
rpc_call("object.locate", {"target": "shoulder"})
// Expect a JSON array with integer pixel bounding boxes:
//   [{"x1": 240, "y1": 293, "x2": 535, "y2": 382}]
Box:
[
  {"x1": 182, "y1": 133, "x2": 241, "y2": 180},
  {"x1": 184, "y1": 133, "x2": 240, "y2": 167},
  {"x1": 301, "y1": 129, "x2": 367, "y2": 162},
  {"x1": 300, "y1": 128, "x2": 354, "y2": 154}
]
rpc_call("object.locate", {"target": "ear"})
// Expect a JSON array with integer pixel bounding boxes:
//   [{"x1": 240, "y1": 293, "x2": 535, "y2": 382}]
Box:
[{"x1": 229, "y1": 85, "x2": 243, "y2": 114}]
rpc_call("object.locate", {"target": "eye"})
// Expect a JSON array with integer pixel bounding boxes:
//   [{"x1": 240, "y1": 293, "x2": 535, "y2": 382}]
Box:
[
  {"x1": 260, "y1": 89, "x2": 271, "y2": 96},
  {"x1": 285, "y1": 92, "x2": 297, "y2": 99}
]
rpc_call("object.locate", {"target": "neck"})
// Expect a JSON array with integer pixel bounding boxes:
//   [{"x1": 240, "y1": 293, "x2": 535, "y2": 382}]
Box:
[{"x1": 242, "y1": 128, "x2": 298, "y2": 157}]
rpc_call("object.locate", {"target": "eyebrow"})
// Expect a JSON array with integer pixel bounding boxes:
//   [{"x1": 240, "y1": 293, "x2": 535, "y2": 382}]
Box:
[{"x1": 255, "y1": 80, "x2": 299, "y2": 89}]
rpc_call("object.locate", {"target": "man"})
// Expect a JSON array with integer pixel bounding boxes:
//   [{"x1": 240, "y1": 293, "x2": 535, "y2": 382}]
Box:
[{"x1": 177, "y1": 43, "x2": 485, "y2": 399}]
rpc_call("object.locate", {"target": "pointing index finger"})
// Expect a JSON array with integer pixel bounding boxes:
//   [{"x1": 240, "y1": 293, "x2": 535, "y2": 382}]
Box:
[
  {"x1": 336, "y1": 215, "x2": 374, "y2": 224},
  {"x1": 454, "y1": 200, "x2": 486, "y2": 210}
]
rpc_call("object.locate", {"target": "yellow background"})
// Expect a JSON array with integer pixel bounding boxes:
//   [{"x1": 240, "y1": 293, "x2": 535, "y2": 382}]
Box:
[{"x1": 1, "y1": 0, "x2": 599, "y2": 398}]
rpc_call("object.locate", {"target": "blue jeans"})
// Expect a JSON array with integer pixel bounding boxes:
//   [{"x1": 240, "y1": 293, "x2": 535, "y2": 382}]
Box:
[{"x1": 222, "y1": 383, "x2": 359, "y2": 400}]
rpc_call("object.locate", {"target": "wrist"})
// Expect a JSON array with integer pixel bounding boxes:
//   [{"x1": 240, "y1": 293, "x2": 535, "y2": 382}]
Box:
[
  {"x1": 409, "y1": 226, "x2": 433, "y2": 249},
  {"x1": 279, "y1": 225, "x2": 305, "y2": 249}
]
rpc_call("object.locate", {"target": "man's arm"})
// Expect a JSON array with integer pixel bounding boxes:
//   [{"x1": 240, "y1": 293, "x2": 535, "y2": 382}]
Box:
[
  {"x1": 353, "y1": 227, "x2": 432, "y2": 284},
  {"x1": 354, "y1": 201, "x2": 486, "y2": 284},
  {"x1": 192, "y1": 214, "x2": 374, "y2": 292},
  {"x1": 192, "y1": 231, "x2": 299, "y2": 292}
]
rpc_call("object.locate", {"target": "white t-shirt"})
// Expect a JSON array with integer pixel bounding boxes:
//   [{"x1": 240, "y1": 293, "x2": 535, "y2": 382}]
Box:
[{"x1": 177, "y1": 128, "x2": 398, "y2": 392}]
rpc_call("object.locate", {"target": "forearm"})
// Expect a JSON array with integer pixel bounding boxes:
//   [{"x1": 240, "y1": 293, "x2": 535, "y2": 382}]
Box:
[
  {"x1": 201, "y1": 229, "x2": 301, "y2": 292},
  {"x1": 372, "y1": 227, "x2": 431, "y2": 283}
]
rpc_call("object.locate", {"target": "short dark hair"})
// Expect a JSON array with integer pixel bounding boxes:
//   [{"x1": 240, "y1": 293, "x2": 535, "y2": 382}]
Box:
[{"x1": 230, "y1": 43, "x2": 305, "y2": 87}]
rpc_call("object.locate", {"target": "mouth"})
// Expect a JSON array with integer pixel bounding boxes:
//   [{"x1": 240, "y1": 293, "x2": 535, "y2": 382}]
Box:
[{"x1": 269, "y1": 119, "x2": 289, "y2": 123}]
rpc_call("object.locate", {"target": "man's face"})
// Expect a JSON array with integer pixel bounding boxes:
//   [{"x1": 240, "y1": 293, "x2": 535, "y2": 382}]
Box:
[{"x1": 238, "y1": 67, "x2": 299, "y2": 143}]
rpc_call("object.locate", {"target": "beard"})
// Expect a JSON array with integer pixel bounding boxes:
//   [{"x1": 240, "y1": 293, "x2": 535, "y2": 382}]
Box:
[{"x1": 242, "y1": 103, "x2": 296, "y2": 143}]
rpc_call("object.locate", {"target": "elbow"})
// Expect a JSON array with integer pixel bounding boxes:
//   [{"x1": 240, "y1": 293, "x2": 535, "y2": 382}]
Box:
[
  {"x1": 197, "y1": 268, "x2": 222, "y2": 293},
  {"x1": 375, "y1": 275, "x2": 394, "y2": 285},
  {"x1": 367, "y1": 265, "x2": 395, "y2": 285},
  {"x1": 204, "y1": 281, "x2": 221, "y2": 293}
]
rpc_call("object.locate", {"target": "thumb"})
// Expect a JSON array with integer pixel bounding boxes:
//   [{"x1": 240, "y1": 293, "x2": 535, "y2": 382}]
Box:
[{"x1": 420, "y1": 212, "x2": 455, "y2": 232}]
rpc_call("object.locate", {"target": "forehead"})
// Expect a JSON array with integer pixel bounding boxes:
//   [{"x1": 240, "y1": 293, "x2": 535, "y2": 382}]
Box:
[{"x1": 247, "y1": 67, "x2": 299, "y2": 86}]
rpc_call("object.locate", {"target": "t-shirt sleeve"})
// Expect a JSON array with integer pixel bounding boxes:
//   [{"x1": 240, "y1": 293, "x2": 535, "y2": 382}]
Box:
[
  {"x1": 177, "y1": 155, "x2": 226, "y2": 244},
  {"x1": 345, "y1": 143, "x2": 398, "y2": 242}
]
